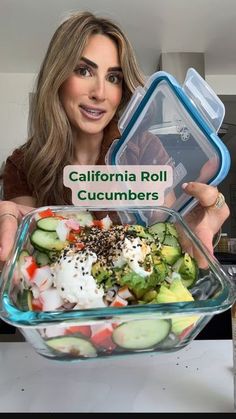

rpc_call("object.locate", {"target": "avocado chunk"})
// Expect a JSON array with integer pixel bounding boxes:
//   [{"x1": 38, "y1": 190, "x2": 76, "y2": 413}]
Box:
[
  {"x1": 165, "y1": 222, "x2": 178, "y2": 238},
  {"x1": 170, "y1": 278, "x2": 199, "y2": 335},
  {"x1": 91, "y1": 261, "x2": 112, "y2": 283},
  {"x1": 142, "y1": 289, "x2": 158, "y2": 302},
  {"x1": 148, "y1": 222, "x2": 178, "y2": 243},
  {"x1": 155, "y1": 279, "x2": 199, "y2": 334},
  {"x1": 171, "y1": 316, "x2": 198, "y2": 336},
  {"x1": 160, "y1": 245, "x2": 181, "y2": 265},
  {"x1": 155, "y1": 284, "x2": 178, "y2": 303},
  {"x1": 148, "y1": 222, "x2": 166, "y2": 243},
  {"x1": 152, "y1": 255, "x2": 170, "y2": 282},
  {"x1": 172, "y1": 253, "x2": 198, "y2": 288},
  {"x1": 155, "y1": 279, "x2": 195, "y2": 304},
  {"x1": 169, "y1": 278, "x2": 194, "y2": 302}
]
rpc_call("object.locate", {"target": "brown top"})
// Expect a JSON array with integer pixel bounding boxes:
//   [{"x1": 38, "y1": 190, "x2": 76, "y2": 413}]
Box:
[
  {"x1": 3, "y1": 118, "x2": 169, "y2": 204},
  {"x1": 3, "y1": 119, "x2": 120, "y2": 202}
]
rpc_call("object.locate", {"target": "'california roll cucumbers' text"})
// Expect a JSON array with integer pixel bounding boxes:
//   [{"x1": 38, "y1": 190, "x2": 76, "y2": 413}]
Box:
[{"x1": 63, "y1": 165, "x2": 173, "y2": 207}]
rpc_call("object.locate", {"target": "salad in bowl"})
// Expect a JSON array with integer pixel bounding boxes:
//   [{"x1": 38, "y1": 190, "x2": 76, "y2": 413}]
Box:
[{"x1": 0, "y1": 206, "x2": 234, "y2": 361}]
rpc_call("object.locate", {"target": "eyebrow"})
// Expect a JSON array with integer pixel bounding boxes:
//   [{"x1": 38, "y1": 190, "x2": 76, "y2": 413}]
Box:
[{"x1": 80, "y1": 56, "x2": 122, "y2": 72}]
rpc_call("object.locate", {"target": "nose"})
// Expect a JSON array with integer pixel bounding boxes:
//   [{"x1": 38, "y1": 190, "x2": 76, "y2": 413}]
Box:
[{"x1": 89, "y1": 77, "x2": 106, "y2": 102}]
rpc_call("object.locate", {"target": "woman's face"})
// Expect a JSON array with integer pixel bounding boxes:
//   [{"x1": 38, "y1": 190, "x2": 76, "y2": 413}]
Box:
[{"x1": 60, "y1": 34, "x2": 123, "y2": 136}]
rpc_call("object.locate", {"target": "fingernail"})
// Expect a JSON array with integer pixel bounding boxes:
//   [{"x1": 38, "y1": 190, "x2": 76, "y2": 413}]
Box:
[{"x1": 182, "y1": 183, "x2": 188, "y2": 190}]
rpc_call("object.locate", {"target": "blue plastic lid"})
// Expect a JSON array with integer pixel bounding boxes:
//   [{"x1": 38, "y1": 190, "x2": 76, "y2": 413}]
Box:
[{"x1": 106, "y1": 68, "x2": 231, "y2": 223}]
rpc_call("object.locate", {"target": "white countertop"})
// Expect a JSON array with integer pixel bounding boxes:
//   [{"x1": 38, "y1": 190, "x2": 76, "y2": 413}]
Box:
[{"x1": 0, "y1": 340, "x2": 234, "y2": 413}]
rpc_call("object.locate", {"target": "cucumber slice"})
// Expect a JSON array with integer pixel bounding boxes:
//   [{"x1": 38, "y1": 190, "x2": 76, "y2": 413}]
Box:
[
  {"x1": 36, "y1": 217, "x2": 61, "y2": 231},
  {"x1": 46, "y1": 336, "x2": 97, "y2": 357},
  {"x1": 34, "y1": 250, "x2": 51, "y2": 267},
  {"x1": 30, "y1": 229, "x2": 66, "y2": 251},
  {"x1": 112, "y1": 319, "x2": 170, "y2": 350},
  {"x1": 148, "y1": 222, "x2": 178, "y2": 243}
]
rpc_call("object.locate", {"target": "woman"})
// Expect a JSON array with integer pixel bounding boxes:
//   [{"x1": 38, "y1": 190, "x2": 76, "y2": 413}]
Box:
[
  {"x1": 3, "y1": 11, "x2": 145, "y2": 207},
  {"x1": 0, "y1": 11, "x2": 229, "y2": 262}
]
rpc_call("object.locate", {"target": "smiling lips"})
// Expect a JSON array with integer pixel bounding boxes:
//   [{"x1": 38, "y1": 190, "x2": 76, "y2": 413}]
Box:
[{"x1": 79, "y1": 105, "x2": 106, "y2": 120}]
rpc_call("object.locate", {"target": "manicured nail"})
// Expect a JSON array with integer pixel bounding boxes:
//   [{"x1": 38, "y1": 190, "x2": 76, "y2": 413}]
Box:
[{"x1": 182, "y1": 183, "x2": 188, "y2": 190}]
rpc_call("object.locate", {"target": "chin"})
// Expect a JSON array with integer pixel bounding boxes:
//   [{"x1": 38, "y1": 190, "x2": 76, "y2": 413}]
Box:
[
  {"x1": 79, "y1": 120, "x2": 111, "y2": 135},
  {"x1": 81, "y1": 127, "x2": 104, "y2": 136}
]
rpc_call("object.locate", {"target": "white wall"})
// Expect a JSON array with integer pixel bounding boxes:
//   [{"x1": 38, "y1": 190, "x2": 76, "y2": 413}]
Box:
[
  {"x1": 0, "y1": 73, "x2": 36, "y2": 166},
  {"x1": 206, "y1": 75, "x2": 236, "y2": 95}
]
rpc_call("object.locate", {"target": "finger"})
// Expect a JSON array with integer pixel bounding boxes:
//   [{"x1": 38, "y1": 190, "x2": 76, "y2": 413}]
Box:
[
  {"x1": 0, "y1": 203, "x2": 34, "y2": 262},
  {"x1": 0, "y1": 201, "x2": 21, "y2": 218},
  {"x1": 182, "y1": 182, "x2": 219, "y2": 207},
  {"x1": 18, "y1": 205, "x2": 35, "y2": 218},
  {"x1": 0, "y1": 216, "x2": 18, "y2": 261},
  {"x1": 182, "y1": 181, "x2": 230, "y2": 232}
]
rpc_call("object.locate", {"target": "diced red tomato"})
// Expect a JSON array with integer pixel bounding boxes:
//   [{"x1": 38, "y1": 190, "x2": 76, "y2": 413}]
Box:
[
  {"x1": 64, "y1": 325, "x2": 91, "y2": 338},
  {"x1": 75, "y1": 242, "x2": 85, "y2": 250},
  {"x1": 37, "y1": 209, "x2": 65, "y2": 220},
  {"x1": 72, "y1": 228, "x2": 81, "y2": 234},
  {"x1": 31, "y1": 298, "x2": 43, "y2": 311},
  {"x1": 67, "y1": 232, "x2": 78, "y2": 243},
  {"x1": 90, "y1": 324, "x2": 116, "y2": 350},
  {"x1": 92, "y1": 220, "x2": 103, "y2": 229},
  {"x1": 38, "y1": 208, "x2": 55, "y2": 218},
  {"x1": 26, "y1": 260, "x2": 38, "y2": 279},
  {"x1": 91, "y1": 324, "x2": 113, "y2": 344}
]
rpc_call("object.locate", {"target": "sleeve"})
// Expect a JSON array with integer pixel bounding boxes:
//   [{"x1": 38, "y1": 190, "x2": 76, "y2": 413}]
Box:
[{"x1": 2, "y1": 149, "x2": 33, "y2": 200}]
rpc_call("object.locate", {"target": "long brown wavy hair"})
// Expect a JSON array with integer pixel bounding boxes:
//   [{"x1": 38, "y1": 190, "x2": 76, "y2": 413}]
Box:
[{"x1": 23, "y1": 11, "x2": 145, "y2": 206}]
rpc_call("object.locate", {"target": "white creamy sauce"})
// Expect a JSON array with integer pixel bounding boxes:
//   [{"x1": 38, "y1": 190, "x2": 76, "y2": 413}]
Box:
[
  {"x1": 52, "y1": 250, "x2": 105, "y2": 307},
  {"x1": 122, "y1": 237, "x2": 153, "y2": 277}
]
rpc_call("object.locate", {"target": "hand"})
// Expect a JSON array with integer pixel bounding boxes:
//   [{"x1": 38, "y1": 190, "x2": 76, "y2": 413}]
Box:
[
  {"x1": 0, "y1": 201, "x2": 34, "y2": 262},
  {"x1": 181, "y1": 182, "x2": 229, "y2": 260}
]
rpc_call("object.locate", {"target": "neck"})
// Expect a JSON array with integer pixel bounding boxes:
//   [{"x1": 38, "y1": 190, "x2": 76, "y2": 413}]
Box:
[{"x1": 73, "y1": 130, "x2": 104, "y2": 165}]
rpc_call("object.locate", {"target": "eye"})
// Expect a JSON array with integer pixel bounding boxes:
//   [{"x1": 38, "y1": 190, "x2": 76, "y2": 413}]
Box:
[
  {"x1": 107, "y1": 73, "x2": 123, "y2": 85},
  {"x1": 74, "y1": 65, "x2": 92, "y2": 77}
]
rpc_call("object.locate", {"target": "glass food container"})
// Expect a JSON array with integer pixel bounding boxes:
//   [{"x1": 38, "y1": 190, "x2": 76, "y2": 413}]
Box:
[
  {"x1": 0, "y1": 206, "x2": 234, "y2": 362},
  {"x1": 106, "y1": 68, "x2": 231, "y2": 225}
]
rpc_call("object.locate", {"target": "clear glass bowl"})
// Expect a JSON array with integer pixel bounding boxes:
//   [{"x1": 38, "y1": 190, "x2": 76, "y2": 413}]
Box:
[{"x1": 0, "y1": 206, "x2": 235, "y2": 362}]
